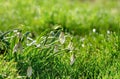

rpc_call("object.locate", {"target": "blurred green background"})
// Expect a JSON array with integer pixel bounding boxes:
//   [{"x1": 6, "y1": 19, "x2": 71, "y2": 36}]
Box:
[{"x1": 0, "y1": 0, "x2": 119, "y2": 35}]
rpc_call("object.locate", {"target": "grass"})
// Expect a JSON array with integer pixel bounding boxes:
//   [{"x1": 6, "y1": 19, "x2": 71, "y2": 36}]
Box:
[{"x1": 0, "y1": 0, "x2": 120, "y2": 79}]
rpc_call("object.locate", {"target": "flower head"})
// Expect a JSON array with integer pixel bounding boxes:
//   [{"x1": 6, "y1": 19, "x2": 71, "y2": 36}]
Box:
[
  {"x1": 82, "y1": 44, "x2": 85, "y2": 48},
  {"x1": 93, "y1": 28, "x2": 96, "y2": 33},
  {"x1": 27, "y1": 66, "x2": 32, "y2": 77},
  {"x1": 68, "y1": 42, "x2": 74, "y2": 52},
  {"x1": 107, "y1": 30, "x2": 110, "y2": 34},
  {"x1": 59, "y1": 32, "x2": 65, "y2": 44},
  {"x1": 13, "y1": 42, "x2": 23, "y2": 53},
  {"x1": 70, "y1": 54, "x2": 75, "y2": 65}
]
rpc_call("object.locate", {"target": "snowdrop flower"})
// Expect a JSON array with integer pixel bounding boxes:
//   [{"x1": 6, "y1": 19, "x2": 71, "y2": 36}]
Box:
[
  {"x1": 70, "y1": 54, "x2": 75, "y2": 65},
  {"x1": 50, "y1": 31, "x2": 55, "y2": 36},
  {"x1": 54, "y1": 45, "x2": 59, "y2": 53},
  {"x1": 27, "y1": 66, "x2": 32, "y2": 78},
  {"x1": 68, "y1": 42, "x2": 74, "y2": 52},
  {"x1": 59, "y1": 32, "x2": 65, "y2": 44},
  {"x1": 82, "y1": 44, "x2": 85, "y2": 48},
  {"x1": 107, "y1": 30, "x2": 110, "y2": 34},
  {"x1": 93, "y1": 28, "x2": 96, "y2": 33},
  {"x1": 36, "y1": 44, "x2": 41, "y2": 48},
  {"x1": 13, "y1": 42, "x2": 23, "y2": 53},
  {"x1": 17, "y1": 32, "x2": 22, "y2": 40}
]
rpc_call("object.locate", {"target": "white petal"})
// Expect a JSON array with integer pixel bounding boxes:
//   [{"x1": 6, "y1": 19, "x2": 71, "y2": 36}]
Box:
[
  {"x1": 70, "y1": 54, "x2": 75, "y2": 65},
  {"x1": 36, "y1": 44, "x2": 41, "y2": 48},
  {"x1": 27, "y1": 66, "x2": 32, "y2": 77},
  {"x1": 17, "y1": 32, "x2": 22, "y2": 39},
  {"x1": 107, "y1": 30, "x2": 110, "y2": 34},
  {"x1": 93, "y1": 28, "x2": 96, "y2": 33},
  {"x1": 13, "y1": 44, "x2": 18, "y2": 53},
  {"x1": 82, "y1": 44, "x2": 85, "y2": 48},
  {"x1": 13, "y1": 42, "x2": 22, "y2": 53},
  {"x1": 59, "y1": 32, "x2": 65, "y2": 44},
  {"x1": 68, "y1": 42, "x2": 73, "y2": 51},
  {"x1": 54, "y1": 45, "x2": 58, "y2": 52}
]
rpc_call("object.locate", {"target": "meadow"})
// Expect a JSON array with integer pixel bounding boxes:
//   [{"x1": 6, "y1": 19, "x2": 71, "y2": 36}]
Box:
[{"x1": 0, "y1": 0, "x2": 120, "y2": 79}]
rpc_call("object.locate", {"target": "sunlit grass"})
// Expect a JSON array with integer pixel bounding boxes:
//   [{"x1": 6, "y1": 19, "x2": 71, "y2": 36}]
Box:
[
  {"x1": 0, "y1": 28, "x2": 119, "y2": 78},
  {"x1": 0, "y1": 0, "x2": 120, "y2": 79}
]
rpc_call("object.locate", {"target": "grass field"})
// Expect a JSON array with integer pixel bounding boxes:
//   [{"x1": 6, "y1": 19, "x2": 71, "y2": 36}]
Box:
[{"x1": 0, "y1": 0, "x2": 120, "y2": 79}]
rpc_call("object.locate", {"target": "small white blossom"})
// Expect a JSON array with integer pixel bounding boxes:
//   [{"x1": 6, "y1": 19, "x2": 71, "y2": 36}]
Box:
[
  {"x1": 54, "y1": 45, "x2": 59, "y2": 53},
  {"x1": 70, "y1": 54, "x2": 75, "y2": 65},
  {"x1": 59, "y1": 32, "x2": 65, "y2": 44},
  {"x1": 93, "y1": 28, "x2": 96, "y2": 33},
  {"x1": 36, "y1": 44, "x2": 41, "y2": 48},
  {"x1": 17, "y1": 32, "x2": 22, "y2": 39},
  {"x1": 107, "y1": 30, "x2": 110, "y2": 34},
  {"x1": 50, "y1": 31, "x2": 55, "y2": 36},
  {"x1": 68, "y1": 42, "x2": 74, "y2": 52},
  {"x1": 82, "y1": 44, "x2": 85, "y2": 48},
  {"x1": 13, "y1": 42, "x2": 23, "y2": 53},
  {"x1": 27, "y1": 66, "x2": 32, "y2": 77}
]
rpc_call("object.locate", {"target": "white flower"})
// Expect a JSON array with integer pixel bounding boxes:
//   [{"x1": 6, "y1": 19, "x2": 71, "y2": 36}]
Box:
[
  {"x1": 59, "y1": 32, "x2": 65, "y2": 44},
  {"x1": 70, "y1": 54, "x2": 75, "y2": 65},
  {"x1": 107, "y1": 30, "x2": 110, "y2": 34},
  {"x1": 68, "y1": 42, "x2": 74, "y2": 52},
  {"x1": 17, "y1": 32, "x2": 22, "y2": 40},
  {"x1": 50, "y1": 31, "x2": 55, "y2": 36},
  {"x1": 27, "y1": 66, "x2": 32, "y2": 77},
  {"x1": 13, "y1": 42, "x2": 23, "y2": 53},
  {"x1": 36, "y1": 44, "x2": 41, "y2": 48},
  {"x1": 82, "y1": 44, "x2": 85, "y2": 48},
  {"x1": 54, "y1": 45, "x2": 59, "y2": 53},
  {"x1": 93, "y1": 28, "x2": 96, "y2": 33}
]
